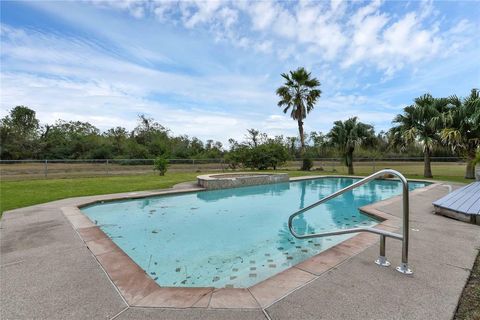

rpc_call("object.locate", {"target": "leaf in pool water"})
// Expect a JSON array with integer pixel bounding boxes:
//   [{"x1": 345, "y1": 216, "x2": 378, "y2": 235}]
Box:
[
  {"x1": 152, "y1": 230, "x2": 158, "y2": 234},
  {"x1": 190, "y1": 207, "x2": 199, "y2": 210}
]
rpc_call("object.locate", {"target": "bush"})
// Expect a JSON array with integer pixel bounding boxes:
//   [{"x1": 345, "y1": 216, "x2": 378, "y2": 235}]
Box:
[
  {"x1": 153, "y1": 156, "x2": 168, "y2": 176},
  {"x1": 301, "y1": 157, "x2": 313, "y2": 171},
  {"x1": 225, "y1": 150, "x2": 244, "y2": 169},
  {"x1": 226, "y1": 141, "x2": 289, "y2": 170}
]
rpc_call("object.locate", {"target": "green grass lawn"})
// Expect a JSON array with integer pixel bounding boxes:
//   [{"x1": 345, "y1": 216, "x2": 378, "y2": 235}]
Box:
[
  {"x1": 0, "y1": 163, "x2": 472, "y2": 214},
  {"x1": 0, "y1": 172, "x2": 200, "y2": 213}
]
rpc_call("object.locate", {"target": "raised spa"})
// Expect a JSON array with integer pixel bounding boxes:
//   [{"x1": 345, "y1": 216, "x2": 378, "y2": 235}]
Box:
[{"x1": 81, "y1": 177, "x2": 429, "y2": 288}]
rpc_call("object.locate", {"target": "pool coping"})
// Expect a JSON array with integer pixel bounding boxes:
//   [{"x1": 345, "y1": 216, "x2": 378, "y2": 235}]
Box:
[{"x1": 61, "y1": 176, "x2": 440, "y2": 310}]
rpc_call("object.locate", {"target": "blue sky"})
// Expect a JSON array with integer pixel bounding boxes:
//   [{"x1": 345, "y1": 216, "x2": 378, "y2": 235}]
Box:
[{"x1": 1, "y1": 0, "x2": 479, "y2": 144}]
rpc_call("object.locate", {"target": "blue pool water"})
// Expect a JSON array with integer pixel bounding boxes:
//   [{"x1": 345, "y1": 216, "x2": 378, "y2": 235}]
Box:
[{"x1": 82, "y1": 177, "x2": 429, "y2": 288}]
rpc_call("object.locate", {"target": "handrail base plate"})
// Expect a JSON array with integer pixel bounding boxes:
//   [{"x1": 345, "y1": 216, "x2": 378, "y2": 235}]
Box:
[
  {"x1": 396, "y1": 263, "x2": 413, "y2": 275},
  {"x1": 375, "y1": 256, "x2": 391, "y2": 267}
]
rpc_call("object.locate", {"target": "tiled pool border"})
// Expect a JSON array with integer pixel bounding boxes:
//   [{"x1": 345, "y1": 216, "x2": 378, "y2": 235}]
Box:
[{"x1": 61, "y1": 176, "x2": 440, "y2": 309}]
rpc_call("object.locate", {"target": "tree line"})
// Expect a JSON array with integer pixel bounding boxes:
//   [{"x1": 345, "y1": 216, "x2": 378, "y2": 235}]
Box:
[
  {"x1": 0, "y1": 109, "x2": 224, "y2": 161},
  {"x1": 274, "y1": 67, "x2": 479, "y2": 179},
  {"x1": 1, "y1": 67, "x2": 478, "y2": 179}
]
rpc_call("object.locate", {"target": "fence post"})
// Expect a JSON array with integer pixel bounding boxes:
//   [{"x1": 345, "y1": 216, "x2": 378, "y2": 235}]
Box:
[
  {"x1": 106, "y1": 159, "x2": 109, "y2": 176},
  {"x1": 44, "y1": 159, "x2": 48, "y2": 178},
  {"x1": 373, "y1": 158, "x2": 376, "y2": 173}
]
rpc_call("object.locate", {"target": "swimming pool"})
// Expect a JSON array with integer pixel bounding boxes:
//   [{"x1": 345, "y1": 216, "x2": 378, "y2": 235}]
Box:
[{"x1": 82, "y1": 177, "x2": 429, "y2": 288}]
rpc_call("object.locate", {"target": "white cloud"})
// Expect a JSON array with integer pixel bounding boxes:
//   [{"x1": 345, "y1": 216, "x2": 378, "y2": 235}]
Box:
[
  {"x1": 0, "y1": 71, "x2": 259, "y2": 143},
  {"x1": 181, "y1": 1, "x2": 222, "y2": 28},
  {"x1": 2, "y1": 0, "x2": 477, "y2": 144},
  {"x1": 340, "y1": 2, "x2": 472, "y2": 77},
  {"x1": 248, "y1": 1, "x2": 277, "y2": 31},
  {"x1": 0, "y1": 23, "x2": 282, "y2": 143},
  {"x1": 89, "y1": 0, "x2": 146, "y2": 18},
  {"x1": 255, "y1": 40, "x2": 273, "y2": 53},
  {"x1": 84, "y1": 0, "x2": 474, "y2": 77}
]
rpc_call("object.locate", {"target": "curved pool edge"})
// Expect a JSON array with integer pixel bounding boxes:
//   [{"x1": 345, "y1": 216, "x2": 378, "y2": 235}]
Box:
[{"x1": 59, "y1": 176, "x2": 441, "y2": 309}]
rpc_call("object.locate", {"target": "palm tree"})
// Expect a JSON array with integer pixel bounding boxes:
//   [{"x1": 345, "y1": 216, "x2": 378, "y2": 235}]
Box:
[
  {"x1": 276, "y1": 67, "x2": 321, "y2": 155},
  {"x1": 439, "y1": 89, "x2": 480, "y2": 179},
  {"x1": 390, "y1": 94, "x2": 449, "y2": 178},
  {"x1": 327, "y1": 117, "x2": 375, "y2": 175}
]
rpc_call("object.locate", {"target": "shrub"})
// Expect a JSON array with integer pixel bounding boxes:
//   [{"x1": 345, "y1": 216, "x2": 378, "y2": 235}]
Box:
[
  {"x1": 226, "y1": 142, "x2": 289, "y2": 170},
  {"x1": 301, "y1": 157, "x2": 313, "y2": 171},
  {"x1": 153, "y1": 156, "x2": 168, "y2": 176},
  {"x1": 225, "y1": 149, "x2": 244, "y2": 169}
]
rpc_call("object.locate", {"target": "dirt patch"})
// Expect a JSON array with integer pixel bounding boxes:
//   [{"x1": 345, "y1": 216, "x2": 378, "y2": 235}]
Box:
[{"x1": 454, "y1": 250, "x2": 480, "y2": 320}]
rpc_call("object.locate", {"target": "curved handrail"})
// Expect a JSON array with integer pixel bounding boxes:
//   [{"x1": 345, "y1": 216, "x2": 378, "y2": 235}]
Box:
[{"x1": 288, "y1": 169, "x2": 412, "y2": 274}]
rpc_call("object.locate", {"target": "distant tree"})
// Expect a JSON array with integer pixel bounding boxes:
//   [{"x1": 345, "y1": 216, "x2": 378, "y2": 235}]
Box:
[
  {"x1": 226, "y1": 129, "x2": 289, "y2": 170},
  {"x1": 41, "y1": 120, "x2": 101, "y2": 159},
  {"x1": 309, "y1": 131, "x2": 326, "y2": 157},
  {"x1": 170, "y1": 135, "x2": 191, "y2": 158},
  {"x1": 390, "y1": 94, "x2": 450, "y2": 178},
  {"x1": 245, "y1": 129, "x2": 260, "y2": 147},
  {"x1": 328, "y1": 117, "x2": 375, "y2": 175},
  {"x1": 200, "y1": 140, "x2": 223, "y2": 159},
  {"x1": 7, "y1": 106, "x2": 39, "y2": 134},
  {"x1": 0, "y1": 106, "x2": 40, "y2": 159},
  {"x1": 276, "y1": 67, "x2": 321, "y2": 155},
  {"x1": 132, "y1": 115, "x2": 170, "y2": 157},
  {"x1": 104, "y1": 127, "x2": 129, "y2": 155},
  {"x1": 244, "y1": 141, "x2": 289, "y2": 170},
  {"x1": 286, "y1": 136, "x2": 298, "y2": 158},
  {"x1": 133, "y1": 115, "x2": 168, "y2": 142},
  {"x1": 439, "y1": 89, "x2": 480, "y2": 179},
  {"x1": 309, "y1": 131, "x2": 325, "y2": 146},
  {"x1": 189, "y1": 137, "x2": 205, "y2": 156}
]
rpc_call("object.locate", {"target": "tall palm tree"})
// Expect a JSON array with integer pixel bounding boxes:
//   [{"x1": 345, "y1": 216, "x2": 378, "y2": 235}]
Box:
[
  {"x1": 276, "y1": 67, "x2": 321, "y2": 155},
  {"x1": 389, "y1": 94, "x2": 450, "y2": 178},
  {"x1": 328, "y1": 117, "x2": 375, "y2": 175},
  {"x1": 439, "y1": 89, "x2": 480, "y2": 179}
]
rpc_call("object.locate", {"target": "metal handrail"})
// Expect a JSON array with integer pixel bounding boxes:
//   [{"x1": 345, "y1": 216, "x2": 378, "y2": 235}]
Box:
[{"x1": 288, "y1": 169, "x2": 413, "y2": 274}]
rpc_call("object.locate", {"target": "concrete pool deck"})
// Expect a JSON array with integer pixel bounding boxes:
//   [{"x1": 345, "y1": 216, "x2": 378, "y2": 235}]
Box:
[{"x1": 1, "y1": 179, "x2": 479, "y2": 319}]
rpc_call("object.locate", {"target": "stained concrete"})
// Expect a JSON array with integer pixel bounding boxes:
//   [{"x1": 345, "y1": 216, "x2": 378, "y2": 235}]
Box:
[
  {"x1": 115, "y1": 307, "x2": 267, "y2": 320},
  {"x1": 266, "y1": 185, "x2": 480, "y2": 320},
  {"x1": 1, "y1": 245, "x2": 126, "y2": 319},
  {"x1": 1, "y1": 182, "x2": 479, "y2": 320}
]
